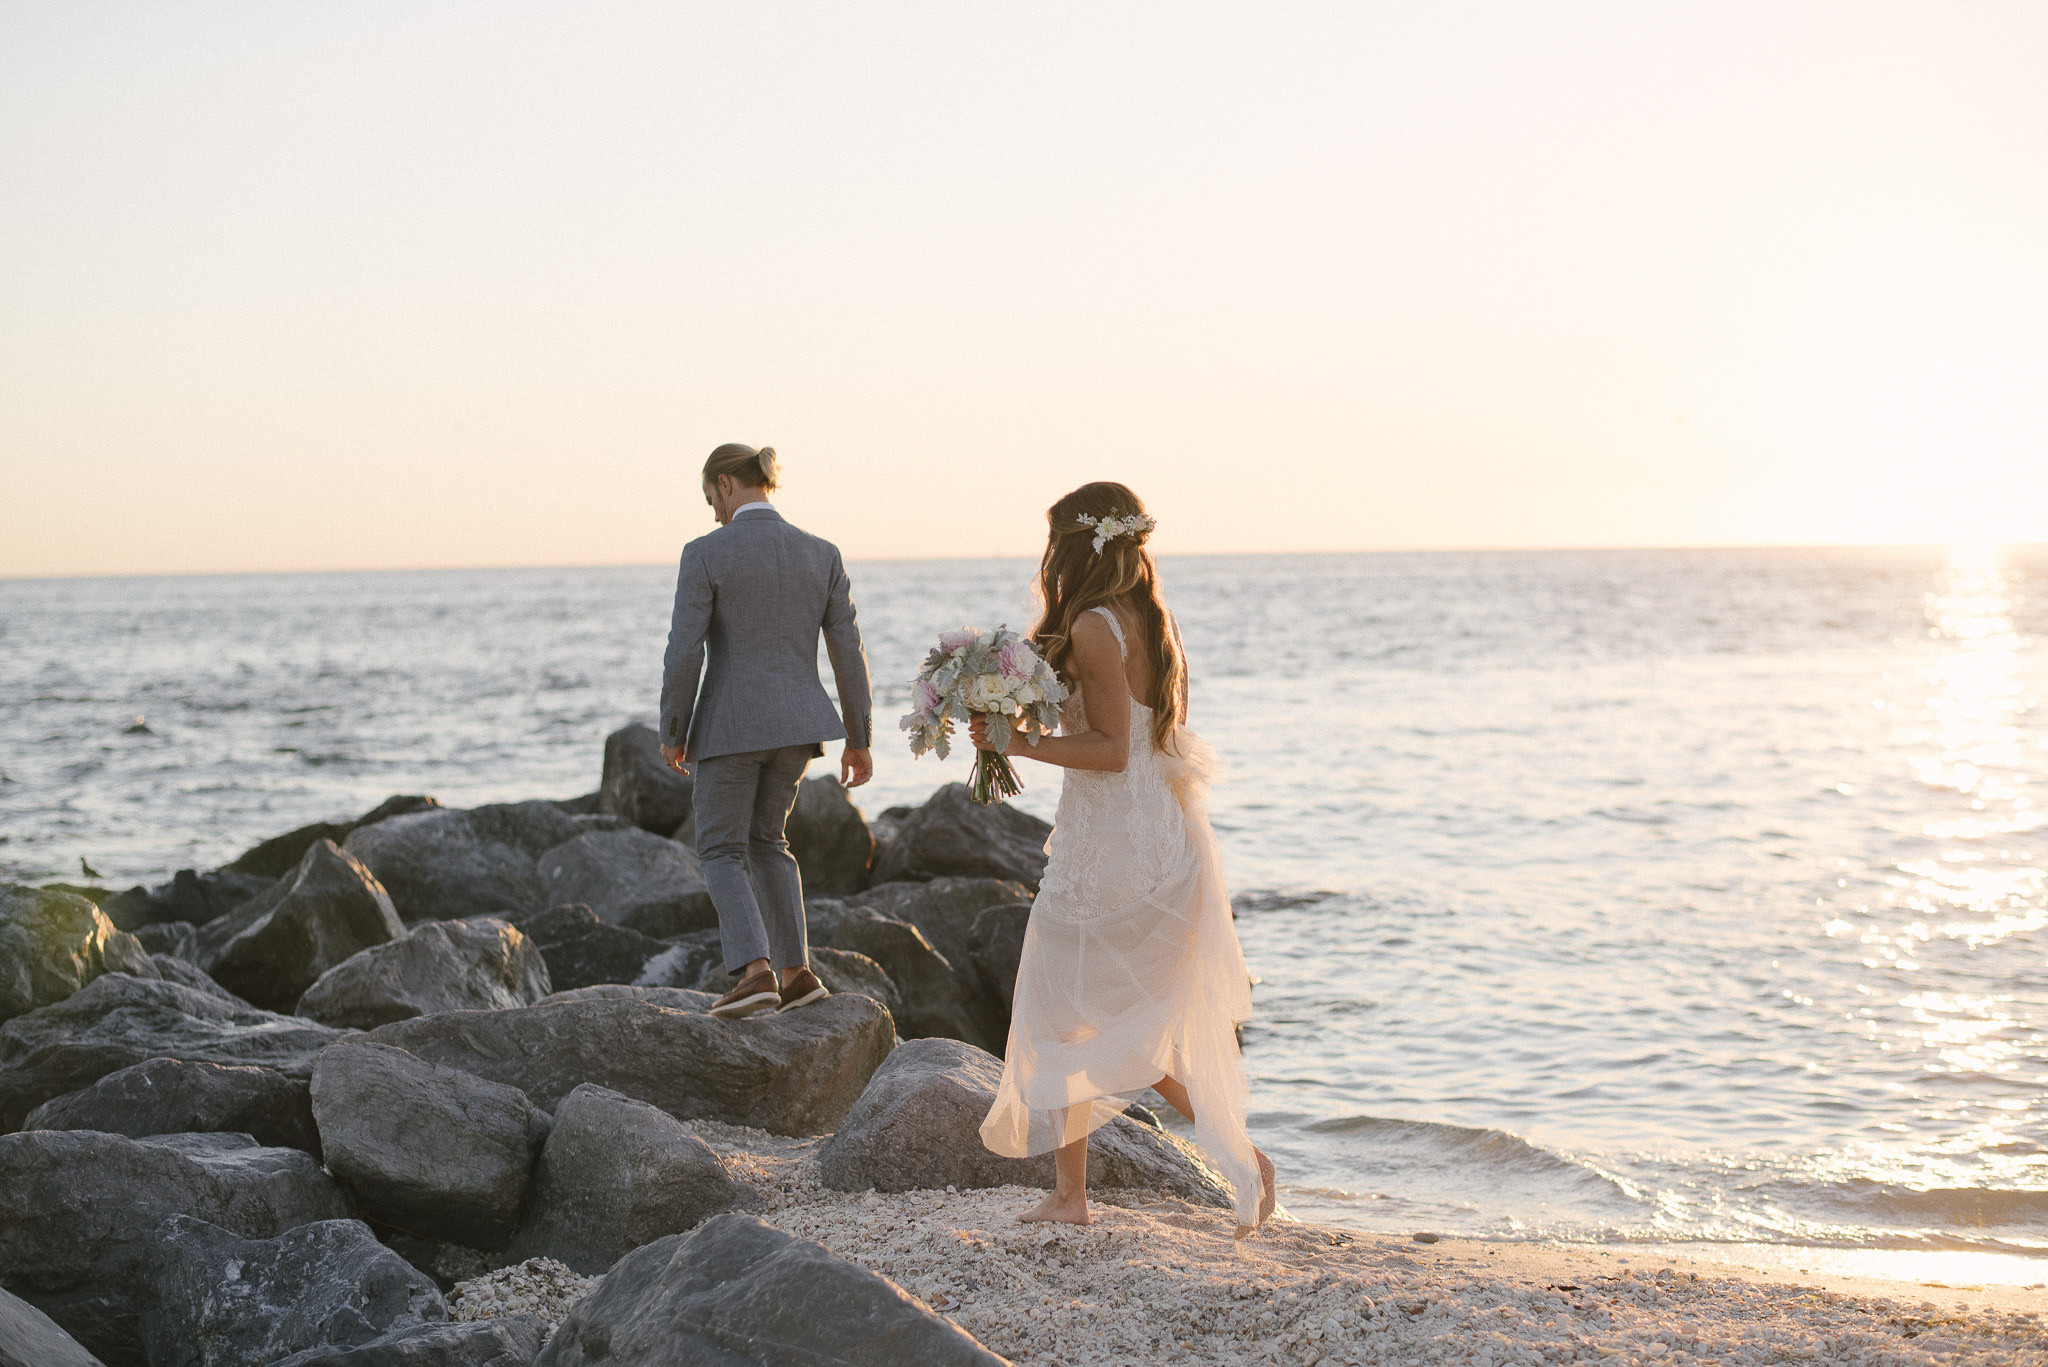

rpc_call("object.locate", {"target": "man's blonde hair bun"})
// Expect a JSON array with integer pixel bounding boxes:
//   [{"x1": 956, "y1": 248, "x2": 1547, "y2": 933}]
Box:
[{"x1": 703, "y1": 443, "x2": 780, "y2": 492}]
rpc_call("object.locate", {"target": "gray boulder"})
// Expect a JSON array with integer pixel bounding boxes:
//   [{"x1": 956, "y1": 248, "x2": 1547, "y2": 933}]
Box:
[
  {"x1": 509, "y1": 1084, "x2": 744, "y2": 1275},
  {"x1": 344, "y1": 803, "x2": 584, "y2": 924},
  {"x1": 23, "y1": 1057, "x2": 320, "y2": 1156},
  {"x1": 596, "y1": 723, "x2": 693, "y2": 835},
  {"x1": 144, "y1": 1215, "x2": 445, "y2": 1367},
  {"x1": 296, "y1": 919, "x2": 551, "y2": 1030},
  {"x1": 98, "y1": 869, "x2": 277, "y2": 933},
  {"x1": 818, "y1": 1038, "x2": 1231, "y2": 1209},
  {"x1": 146, "y1": 953, "x2": 245, "y2": 1001},
  {"x1": 223, "y1": 795, "x2": 441, "y2": 880},
  {"x1": 535, "y1": 829, "x2": 714, "y2": 939},
  {"x1": 871, "y1": 784, "x2": 1051, "y2": 889},
  {"x1": 192, "y1": 841, "x2": 406, "y2": 1012},
  {"x1": 0, "y1": 1284, "x2": 105, "y2": 1367},
  {"x1": 311, "y1": 1042, "x2": 551, "y2": 1251},
  {"x1": 366, "y1": 992, "x2": 892, "y2": 1136},
  {"x1": 0, "y1": 884, "x2": 145, "y2": 1024},
  {"x1": 132, "y1": 920, "x2": 197, "y2": 958},
  {"x1": 508, "y1": 904, "x2": 673, "y2": 991},
  {"x1": 811, "y1": 906, "x2": 999, "y2": 1051},
  {"x1": 785, "y1": 776, "x2": 874, "y2": 895},
  {"x1": 534, "y1": 1212, "x2": 1005, "y2": 1367},
  {"x1": 268, "y1": 1316, "x2": 546, "y2": 1367},
  {"x1": 0, "y1": 1131, "x2": 352, "y2": 1366},
  {"x1": 0, "y1": 974, "x2": 349, "y2": 1132},
  {"x1": 966, "y1": 901, "x2": 1031, "y2": 1017},
  {"x1": 847, "y1": 878, "x2": 1032, "y2": 987}
]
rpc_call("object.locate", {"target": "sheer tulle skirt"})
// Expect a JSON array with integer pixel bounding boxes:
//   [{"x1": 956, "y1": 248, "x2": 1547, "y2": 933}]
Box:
[{"x1": 979, "y1": 728, "x2": 1262, "y2": 1225}]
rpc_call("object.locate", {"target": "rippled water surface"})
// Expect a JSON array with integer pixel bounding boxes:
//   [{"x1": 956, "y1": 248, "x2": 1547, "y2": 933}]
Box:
[{"x1": 3, "y1": 547, "x2": 2044, "y2": 1280}]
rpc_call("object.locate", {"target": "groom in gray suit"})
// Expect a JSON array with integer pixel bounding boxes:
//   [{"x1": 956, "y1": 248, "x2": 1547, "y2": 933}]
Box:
[{"x1": 659, "y1": 443, "x2": 873, "y2": 1019}]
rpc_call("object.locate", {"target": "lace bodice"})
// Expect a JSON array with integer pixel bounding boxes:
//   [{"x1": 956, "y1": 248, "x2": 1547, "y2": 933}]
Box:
[{"x1": 1036, "y1": 607, "x2": 1195, "y2": 917}]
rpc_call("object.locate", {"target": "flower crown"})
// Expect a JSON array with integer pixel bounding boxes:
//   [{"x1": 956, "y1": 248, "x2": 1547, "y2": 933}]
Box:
[{"x1": 1075, "y1": 509, "x2": 1156, "y2": 555}]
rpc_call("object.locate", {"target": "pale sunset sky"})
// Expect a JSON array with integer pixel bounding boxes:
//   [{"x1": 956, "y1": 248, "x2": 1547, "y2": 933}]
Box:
[{"x1": 3, "y1": 3, "x2": 2045, "y2": 577}]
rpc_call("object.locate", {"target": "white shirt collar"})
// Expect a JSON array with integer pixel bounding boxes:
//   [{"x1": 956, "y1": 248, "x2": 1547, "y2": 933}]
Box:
[{"x1": 733, "y1": 501, "x2": 775, "y2": 517}]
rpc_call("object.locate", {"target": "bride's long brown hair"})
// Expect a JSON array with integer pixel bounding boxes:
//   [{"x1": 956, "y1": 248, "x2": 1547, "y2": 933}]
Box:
[{"x1": 1031, "y1": 482, "x2": 1187, "y2": 754}]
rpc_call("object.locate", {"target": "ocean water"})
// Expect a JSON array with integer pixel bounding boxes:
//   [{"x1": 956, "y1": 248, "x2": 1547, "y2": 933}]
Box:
[{"x1": 3, "y1": 547, "x2": 2044, "y2": 1285}]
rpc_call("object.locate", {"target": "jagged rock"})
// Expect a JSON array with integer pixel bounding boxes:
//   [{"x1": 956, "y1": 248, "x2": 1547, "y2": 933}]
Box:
[
  {"x1": 295, "y1": 919, "x2": 551, "y2": 1030},
  {"x1": 818, "y1": 1038, "x2": 1231, "y2": 1209},
  {"x1": 809, "y1": 905, "x2": 998, "y2": 1051},
  {"x1": 870, "y1": 783, "x2": 1051, "y2": 889},
  {"x1": 0, "y1": 1131, "x2": 353, "y2": 1366},
  {"x1": 534, "y1": 1212, "x2": 1005, "y2": 1367},
  {"x1": 344, "y1": 803, "x2": 585, "y2": 924},
  {"x1": 132, "y1": 920, "x2": 196, "y2": 957},
  {"x1": 99, "y1": 869, "x2": 278, "y2": 933},
  {"x1": 268, "y1": 1316, "x2": 547, "y2": 1367},
  {"x1": 966, "y1": 901, "x2": 1031, "y2": 1017},
  {"x1": 534, "y1": 829, "x2": 714, "y2": 939},
  {"x1": 553, "y1": 790, "x2": 603, "y2": 815},
  {"x1": 866, "y1": 807, "x2": 908, "y2": 877},
  {"x1": 23, "y1": 1058, "x2": 320, "y2": 1156},
  {"x1": 0, "y1": 884, "x2": 137, "y2": 1024},
  {"x1": 147, "y1": 953, "x2": 244, "y2": 1002},
  {"x1": 190, "y1": 842, "x2": 405, "y2": 1012},
  {"x1": 223, "y1": 795, "x2": 442, "y2": 880},
  {"x1": 507, "y1": 904, "x2": 672, "y2": 990},
  {"x1": 366, "y1": 992, "x2": 892, "y2": 1136},
  {"x1": 311, "y1": 1042, "x2": 551, "y2": 1251},
  {"x1": 0, "y1": 975, "x2": 348, "y2": 1132},
  {"x1": 144, "y1": 1215, "x2": 445, "y2": 1367},
  {"x1": 688, "y1": 946, "x2": 901, "y2": 1027},
  {"x1": 509, "y1": 1084, "x2": 744, "y2": 1275},
  {"x1": 848, "y1": 878, "x2": 1031, "y2": 997},
  {"x1": 785, "y1": 776, "x2": 874, "y2": 895},
  {"x1": 595, "y1": 723, "x2": 693, "y2": 835},
  {"x1": 0, "y1": 1283, "x2": 105, "y2": 1367}
]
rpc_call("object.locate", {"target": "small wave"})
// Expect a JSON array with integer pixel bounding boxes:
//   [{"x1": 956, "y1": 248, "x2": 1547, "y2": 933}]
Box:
[
  {"x1": 1779, "y1": 1178, "x2": 2048, "y2": 1231},
  {"x1": 1305, "y1": 1114, "x2": 1635, "y2": 1195},
  {"x1": 1234, "y1": 891, "x2": 1343, "y2": 913}
]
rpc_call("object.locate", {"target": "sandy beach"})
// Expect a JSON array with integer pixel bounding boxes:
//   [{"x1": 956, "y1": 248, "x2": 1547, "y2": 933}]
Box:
[{"x1": 448, "y1": 1119, "x2": 2048, "y2": 1366}]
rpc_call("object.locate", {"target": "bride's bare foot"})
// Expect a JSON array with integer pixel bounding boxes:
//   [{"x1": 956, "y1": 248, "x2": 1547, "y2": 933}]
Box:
[{"x1": 1018, "y1": 1190, "x2": 1091, "y2": 1225}]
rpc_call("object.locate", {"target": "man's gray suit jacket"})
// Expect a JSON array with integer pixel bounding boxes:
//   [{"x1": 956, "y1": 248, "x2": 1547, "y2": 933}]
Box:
[{"x1": 660, "y1": 507, "x2": 873, "y2": 762}]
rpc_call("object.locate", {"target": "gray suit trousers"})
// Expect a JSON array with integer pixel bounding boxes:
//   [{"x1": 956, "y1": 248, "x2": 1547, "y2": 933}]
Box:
[{"x1": 694, "y1": 744, "x2": 813, "y2": 973}]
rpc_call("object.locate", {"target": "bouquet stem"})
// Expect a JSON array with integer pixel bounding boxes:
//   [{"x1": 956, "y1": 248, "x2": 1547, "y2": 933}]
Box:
[{"x1": 970, "y1": 748, "x2": 1023, "y2": 805}]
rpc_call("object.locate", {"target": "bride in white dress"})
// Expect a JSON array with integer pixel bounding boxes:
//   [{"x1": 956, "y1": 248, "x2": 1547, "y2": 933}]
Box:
[{"x1": 970, "y1": 481, "x2": 1276, "y2": 1234}]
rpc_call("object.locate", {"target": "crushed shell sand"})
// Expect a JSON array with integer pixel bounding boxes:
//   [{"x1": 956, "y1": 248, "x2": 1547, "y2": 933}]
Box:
[{"x1": 445, "y1": 1119, "x2": 2047, "y2": 1366}]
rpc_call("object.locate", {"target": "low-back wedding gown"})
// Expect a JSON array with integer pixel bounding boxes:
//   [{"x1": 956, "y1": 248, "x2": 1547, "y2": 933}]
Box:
[{"x1": 980, "y1": 606, "x2": 1263, "y2": 1226}]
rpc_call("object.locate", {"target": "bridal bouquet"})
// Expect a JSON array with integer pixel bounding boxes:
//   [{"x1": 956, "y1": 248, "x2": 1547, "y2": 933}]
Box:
[{"x1": 901, "y1": 626, "x2": 1068, "y2": 804}]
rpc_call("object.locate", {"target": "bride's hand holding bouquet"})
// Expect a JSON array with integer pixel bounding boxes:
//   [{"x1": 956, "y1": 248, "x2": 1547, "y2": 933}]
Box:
[{"x1": 900, "y1": 626, "x2": 1067, "y2": 805}]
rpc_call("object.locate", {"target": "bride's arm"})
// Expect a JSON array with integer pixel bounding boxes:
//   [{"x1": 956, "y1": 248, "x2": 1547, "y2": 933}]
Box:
[{"x1": 968, "y1": 612, "x2": 1131, "y2": 773}]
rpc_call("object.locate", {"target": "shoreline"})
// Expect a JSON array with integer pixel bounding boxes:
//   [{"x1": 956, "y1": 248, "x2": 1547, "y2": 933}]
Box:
[{"x1": 449, "y1": 1118, "x2": 2047, "y2": 1366}]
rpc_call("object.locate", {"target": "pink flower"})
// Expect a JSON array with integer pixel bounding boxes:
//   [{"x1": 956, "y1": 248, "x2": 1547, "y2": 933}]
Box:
[
  {"x1": 996, "y1": 639, "x2": 1036, "y2": 680},
  {"x1": 912, "y1": 678, "x2": 941, "y2": 713},
  {"x1": 938, "y1": 627, "x2": 980, "y2": 653}
]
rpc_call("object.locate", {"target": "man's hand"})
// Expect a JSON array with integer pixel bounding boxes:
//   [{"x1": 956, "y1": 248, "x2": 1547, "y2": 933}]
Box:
[
  {"x1": 840, "y1": 746, "x2": 873, "y2": 789},
  {"x1": 660, "y1": 743, "x2": 690, "y2": 776}
]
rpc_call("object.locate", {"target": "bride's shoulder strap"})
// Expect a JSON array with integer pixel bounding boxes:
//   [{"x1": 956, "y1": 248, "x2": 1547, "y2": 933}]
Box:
[{"x1": 1088, "y1": 604, "x2": 1128, "y2": 658}]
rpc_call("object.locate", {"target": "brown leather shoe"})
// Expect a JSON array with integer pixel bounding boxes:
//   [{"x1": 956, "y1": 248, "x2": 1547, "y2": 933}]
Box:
[
  {"x1": 777, "y1": 966, "x2": 829, "y2": 1012},
  {"x1": 709, "y1": 968, "x2": 781, "y2": 1019}
]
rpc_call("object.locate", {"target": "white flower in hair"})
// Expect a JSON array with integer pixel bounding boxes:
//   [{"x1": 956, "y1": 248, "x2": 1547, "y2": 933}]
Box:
[{"x1": 1075, "y1": 509, "x2": 1157, "y2": 554}]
